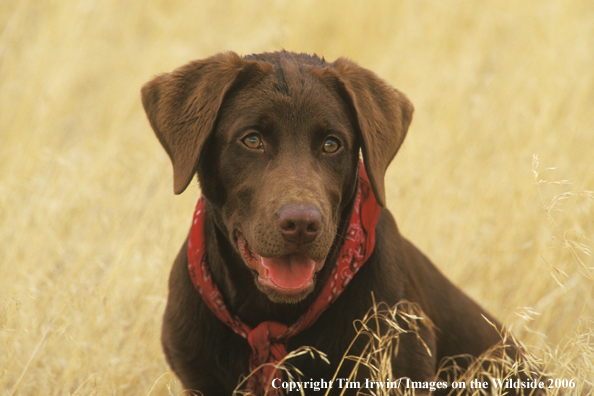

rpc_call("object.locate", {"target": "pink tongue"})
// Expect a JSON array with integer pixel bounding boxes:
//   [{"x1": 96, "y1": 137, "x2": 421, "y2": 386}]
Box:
[{"x1": 260, "y1": 254, "x2": 316, "y2": 289}]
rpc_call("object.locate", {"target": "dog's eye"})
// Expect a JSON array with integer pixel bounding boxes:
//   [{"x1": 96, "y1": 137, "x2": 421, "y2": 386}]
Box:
[
  {"x1": 323, "y1": 137, "x2": 340, "y2": 153},
  {"x1": 242, "y1": 133, "x2": 263, "y2": 149}
]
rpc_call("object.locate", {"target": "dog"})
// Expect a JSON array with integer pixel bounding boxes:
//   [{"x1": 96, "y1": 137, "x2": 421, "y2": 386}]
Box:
[{"x1": 142, "y1": 51, "x2": 524, "y2": 395}]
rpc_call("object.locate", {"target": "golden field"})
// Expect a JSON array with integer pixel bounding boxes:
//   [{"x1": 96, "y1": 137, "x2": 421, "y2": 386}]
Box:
[{"x1": 1, "y1": 0, "x2": 593, "y2": 394}]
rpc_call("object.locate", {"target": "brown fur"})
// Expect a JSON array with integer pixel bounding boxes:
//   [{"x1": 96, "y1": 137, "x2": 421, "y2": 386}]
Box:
[{"x1": 142, "y1": 51, "x2": 512, "y2": 395}]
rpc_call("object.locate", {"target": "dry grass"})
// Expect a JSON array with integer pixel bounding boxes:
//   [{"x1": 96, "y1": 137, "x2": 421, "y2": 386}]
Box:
[{"x1": 1, "y1": 0, "x2": 593, "y2": 394}]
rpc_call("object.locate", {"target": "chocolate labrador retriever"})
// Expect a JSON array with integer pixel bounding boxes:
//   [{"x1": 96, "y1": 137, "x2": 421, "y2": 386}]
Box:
[{"x1": 142, "y1": 51, "x2": 522, "y2": 395}]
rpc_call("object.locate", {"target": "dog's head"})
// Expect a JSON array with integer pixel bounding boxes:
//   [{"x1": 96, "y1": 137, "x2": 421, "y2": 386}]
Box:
[{"x1": 142, "y1": 51, "x2": 413, "y2": 303}]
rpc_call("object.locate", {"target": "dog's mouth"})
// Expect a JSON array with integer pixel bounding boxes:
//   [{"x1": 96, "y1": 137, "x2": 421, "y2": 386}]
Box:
[{"x1": 236, "y1": 234, "x2": 325, "y2": 297}]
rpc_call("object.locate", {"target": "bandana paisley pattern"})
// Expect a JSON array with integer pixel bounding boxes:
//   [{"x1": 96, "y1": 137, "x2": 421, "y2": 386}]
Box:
[{"x1": 187, "y1": 161, "x2": 381, "y2": 395}]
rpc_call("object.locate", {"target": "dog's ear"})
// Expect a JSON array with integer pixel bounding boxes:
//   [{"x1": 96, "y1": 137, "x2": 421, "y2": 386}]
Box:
[
  {"x1": 327, "y1": 58, "x2": 414, "y2": 207},
  {"x1": 141, "y1": 52, "x2": 272, "y2": 194}
]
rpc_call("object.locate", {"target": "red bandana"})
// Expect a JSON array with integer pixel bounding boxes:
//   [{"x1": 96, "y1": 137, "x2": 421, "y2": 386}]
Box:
[{"x1": 187, "y1": 162, "x2": 381, "y2": 395}]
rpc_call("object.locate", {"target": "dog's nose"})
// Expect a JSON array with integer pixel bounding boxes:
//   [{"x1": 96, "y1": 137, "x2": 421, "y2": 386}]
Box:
[{"x1": 278, "y1": 205, "x2": 322, "y2": 244}]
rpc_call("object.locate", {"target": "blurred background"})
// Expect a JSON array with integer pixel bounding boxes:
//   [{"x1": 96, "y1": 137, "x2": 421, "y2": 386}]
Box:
[{"x1": 1, "y1": 0, "x2": 593, "y2": 394}]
